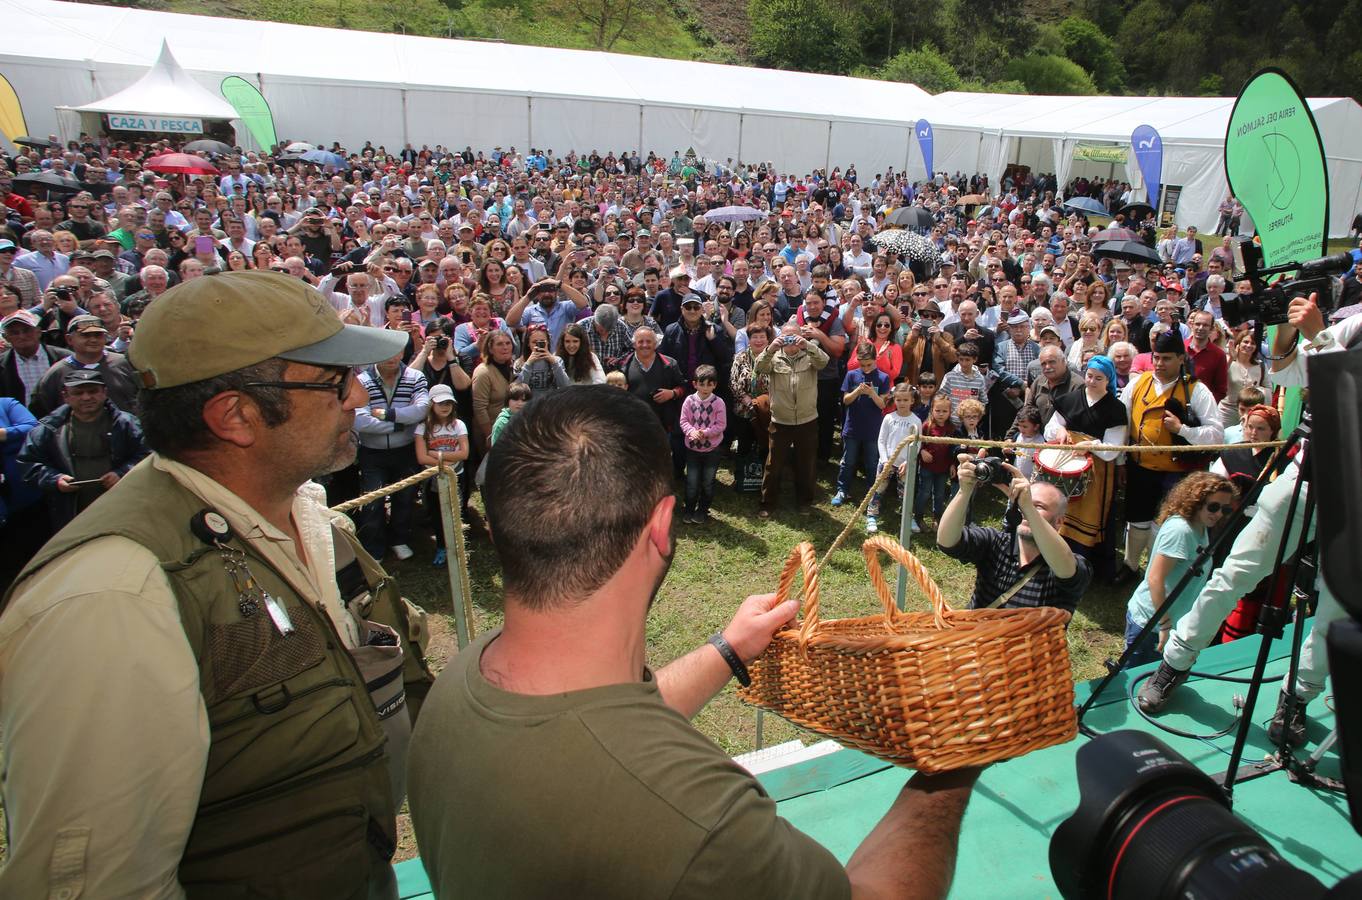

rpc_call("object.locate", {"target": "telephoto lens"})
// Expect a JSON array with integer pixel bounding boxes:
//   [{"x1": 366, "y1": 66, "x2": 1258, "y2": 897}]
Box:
[{"x1": 1050, "y1": 730, "x2": 1329, "y2": 900}]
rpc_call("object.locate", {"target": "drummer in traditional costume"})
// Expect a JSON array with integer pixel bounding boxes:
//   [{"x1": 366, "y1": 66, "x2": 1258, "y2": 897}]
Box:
[
  {"x1": 1043, "y1": 355, "x2": 1128, "y2": 578},
  {"x1": 1114, "y1": 331, "x2": 1224, "y2": 583}
]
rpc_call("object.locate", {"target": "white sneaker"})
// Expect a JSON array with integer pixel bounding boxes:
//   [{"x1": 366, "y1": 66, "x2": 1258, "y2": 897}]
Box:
[
  {"x1": 392, "y1": 544, "x2": 415, "y2": 561},
  {"x1": 911, "y1": 519, "x2": 922, "y2": 534},
  {"x1": 865, "y1": 516, "x2": 878, "y2": 534}
]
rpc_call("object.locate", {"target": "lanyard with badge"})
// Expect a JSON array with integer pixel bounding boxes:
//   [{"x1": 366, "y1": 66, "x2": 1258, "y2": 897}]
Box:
[{"x1": 191, "y1": 508, "x2": 296, "y2": 636}]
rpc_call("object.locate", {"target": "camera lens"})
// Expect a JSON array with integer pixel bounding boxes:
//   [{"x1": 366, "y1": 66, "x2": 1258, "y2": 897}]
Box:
[{"x1": 1051, "y1": 731, "x2": 1327, "y2": 900}]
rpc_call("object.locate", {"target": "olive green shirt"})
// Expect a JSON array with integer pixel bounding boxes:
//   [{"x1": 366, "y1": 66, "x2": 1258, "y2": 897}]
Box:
[{"x1": 407, "y1": 630, "x2": 850, "y2": 899}]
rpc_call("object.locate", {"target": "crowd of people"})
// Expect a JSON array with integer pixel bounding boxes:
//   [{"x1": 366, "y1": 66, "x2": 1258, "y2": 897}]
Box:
[
  {"x1": 3, "y1": 136, "x2": 1360, "y2": 584},
  {"x1": 1, "y1": 130, "x2": 1357, "y2": 897}
]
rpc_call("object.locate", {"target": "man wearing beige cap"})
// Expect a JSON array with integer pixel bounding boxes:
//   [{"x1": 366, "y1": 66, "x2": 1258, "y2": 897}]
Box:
[
  {"x1": 28, "y1": 311, "x2": 141, "y2": 418},
  {"x1": 0, "y1": 271, "x2": 433, "y2": 899}
]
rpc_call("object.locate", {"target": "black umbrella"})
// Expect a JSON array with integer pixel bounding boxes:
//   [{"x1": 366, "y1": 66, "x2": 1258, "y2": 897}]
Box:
[
  {"x1": 1116, "y1": 202, "x2": 1156, "y2": 222},
  {"x1": 1092, "y1": 239, "x2": 1161, "y2": 265},
  {"x1": 12, "y1": 171, "x2": 82, "y2": 196},
  {"x1": 183, "y1": 139, "x2": 235, "y2": 157},
  {"x1": 884, "y1": 206, "x2": 935, "y2": 229},
  {"x1": 13, "y1": 136, "x2": 57, "y2": 150}
]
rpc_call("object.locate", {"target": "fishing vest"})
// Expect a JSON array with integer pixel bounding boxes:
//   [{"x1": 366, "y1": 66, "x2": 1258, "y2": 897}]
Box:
[
  {"x1": 1128, "y1": 371, "x2": 1206, "y2": 473},
  {"x1": 4, "y1": 461, "x2": 434, "y2": 899}
]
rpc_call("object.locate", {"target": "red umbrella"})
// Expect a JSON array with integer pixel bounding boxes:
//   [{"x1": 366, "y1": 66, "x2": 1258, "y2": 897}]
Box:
[{"x1": 144, "y1": 153, "x2": 220, "y2": 176}]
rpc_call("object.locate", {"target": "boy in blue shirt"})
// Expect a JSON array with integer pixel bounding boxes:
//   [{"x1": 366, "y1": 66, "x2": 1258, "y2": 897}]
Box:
[{"x1": 831, "y1": 344, "x2": 890, "y2": 506}]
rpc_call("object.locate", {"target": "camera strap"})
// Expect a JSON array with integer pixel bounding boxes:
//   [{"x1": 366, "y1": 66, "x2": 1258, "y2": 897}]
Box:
[{"x1": 987, "y1": 559, "x2": 1043, "y2": 609}]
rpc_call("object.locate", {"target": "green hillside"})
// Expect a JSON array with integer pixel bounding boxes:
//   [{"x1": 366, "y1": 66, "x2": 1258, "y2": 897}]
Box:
[{"x1": 80, "y1": 0, "x2": 1361, "y2": 103}]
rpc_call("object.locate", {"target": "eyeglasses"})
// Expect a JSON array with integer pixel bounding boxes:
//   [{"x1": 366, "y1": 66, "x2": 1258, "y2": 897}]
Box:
[
  {"x1": 246, "y1": 369, "x2": 352, "y2": 402},
  {"x1": 912, "y1": 291, "x2": 928, "y2": 297},
  {"x1": 1204, "y1": 501, "x2": 1230, "y2": 515}
]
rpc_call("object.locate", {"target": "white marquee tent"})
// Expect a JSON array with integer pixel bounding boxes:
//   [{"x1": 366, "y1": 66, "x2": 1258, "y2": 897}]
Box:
[{"x1": 6, "y1": 0, "x2": 1362, "y2": 235}]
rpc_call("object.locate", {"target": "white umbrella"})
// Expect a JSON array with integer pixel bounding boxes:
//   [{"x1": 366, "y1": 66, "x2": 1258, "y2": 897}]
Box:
[
  {"x1": 284, "y1": 141, "x2": 315, "y2": 152},
  {"x1": 704, "y1": 205, "x2": 766, "y2": 223}
]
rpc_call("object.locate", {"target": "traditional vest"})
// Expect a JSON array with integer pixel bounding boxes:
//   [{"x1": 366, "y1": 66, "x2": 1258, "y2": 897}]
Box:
[
  {"x1": 4, "y1": 462, "x2": 434, "y2": 899},
  {"x1": 1128, "y1": 371, "x2": 1206, "y2": 473}
]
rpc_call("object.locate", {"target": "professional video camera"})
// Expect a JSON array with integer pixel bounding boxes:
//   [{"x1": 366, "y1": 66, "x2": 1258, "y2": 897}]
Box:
[
  {"x1": 1222, "y1": 241, "x2": 1352, "y2": 328},
  {"x1": 1053, "y1": 316, "x2": 1362, "y2": 899}
]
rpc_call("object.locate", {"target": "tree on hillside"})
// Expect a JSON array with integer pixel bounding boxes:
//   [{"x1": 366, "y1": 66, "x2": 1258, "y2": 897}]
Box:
[
  {"x1": 1004, "y1": 54, "x2": 1098, "y2": 95},
  {"x1": 1057, "y1": 16, "x2": 1126, "y2": 93},
  {"x1": 747, "y1": 0, "x2": 861, "y2": 73},
  {"x1": 878, "y1": 47, "x2": 961, "y2": 94},
  {"x1": 560, "y1": 0, "x2": 665, "y2": 50}
]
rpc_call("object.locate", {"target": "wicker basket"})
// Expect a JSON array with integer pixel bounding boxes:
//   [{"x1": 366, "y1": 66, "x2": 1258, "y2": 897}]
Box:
[{"x1": 738, "y1": 536, "x2": 1078, "y2": 772}]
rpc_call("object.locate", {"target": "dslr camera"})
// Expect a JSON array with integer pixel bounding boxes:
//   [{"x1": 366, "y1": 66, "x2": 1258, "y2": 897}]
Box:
[
  {"x1": 1222, "y1": 242, "x2": 1351, "y2": 328},
  {"x1": 971, "y1": 455, "x2": 1013, "y2": 486}
]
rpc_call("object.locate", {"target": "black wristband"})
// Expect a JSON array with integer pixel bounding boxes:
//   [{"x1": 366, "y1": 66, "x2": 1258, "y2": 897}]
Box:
[{"x1": 708, "y1": 632, "x2": 751, "y2": 687}]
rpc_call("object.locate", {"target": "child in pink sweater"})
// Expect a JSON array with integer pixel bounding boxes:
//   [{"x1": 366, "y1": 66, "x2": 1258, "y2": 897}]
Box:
[{"x1": 679, "y1": 364, "x2": 728, "y2": 524}]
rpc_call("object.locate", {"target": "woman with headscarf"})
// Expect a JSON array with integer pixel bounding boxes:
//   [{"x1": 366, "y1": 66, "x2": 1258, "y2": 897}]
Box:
[{"x1": 1044, "y1": 354, "x2": 1129, "y2": 575}]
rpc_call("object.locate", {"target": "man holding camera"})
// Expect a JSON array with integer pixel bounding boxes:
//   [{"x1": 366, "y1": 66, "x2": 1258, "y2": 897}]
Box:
[
  {"x1": 1139, "y1": 298, "x2": 1360, "y2": 745},
  {"x1": 938, "y1": 453, "x2": 1090, "y2": 614},
  {"x1": 29, "y1": 312, "x2": 141, "y2": 418},
  {"x1": 506, "y1": 277, "x2": 591, "y2": 348},
  {"x1": 409, "y1": 387, "x2": 981, "y2": 899}
]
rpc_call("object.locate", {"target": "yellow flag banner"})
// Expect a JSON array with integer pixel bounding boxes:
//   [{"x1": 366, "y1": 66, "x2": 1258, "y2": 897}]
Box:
[{"x1": 0, "y1": 73, "x2": 29, "y2": 146}]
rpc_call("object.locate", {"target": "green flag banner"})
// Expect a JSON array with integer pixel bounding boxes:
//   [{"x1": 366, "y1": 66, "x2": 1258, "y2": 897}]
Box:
[
  {"x1": 220, "y1": 76, "x2": 277, "y2": 151},
  {"x1": 1224, "y1": 68, "x2": 1330, "y2": 433},
  {"x1": 1224, "y1": 68, "x2": 1328, "y2": 269}
]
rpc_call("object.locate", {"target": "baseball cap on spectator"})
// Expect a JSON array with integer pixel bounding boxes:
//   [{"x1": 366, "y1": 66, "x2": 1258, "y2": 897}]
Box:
[
  {"x1": 1038, "y1": 324, "x2": 1062, "y2": 340},
  {"x1": 429, "y1": 384, "x2": 456, "y2": 404},
  {"x1": 1, "y1": 310, "x2": 39, "y2": 330},
  {"x1": 680, "y1": 297, "x2": 702, "y2": 308},
  {"x1": 1166, "y1": 282, "x2": 1185, "y2": 294},
  {"x1": 63, "y1": 369, "x2": 105, "y2": 389},
  {"x1": 129, "y1": 271, "x2": 407, "y2": 390},
  {"x1": 1007, "y1": 310, "x2": 1030, "y2": 326},
  {"x1": 670, "y1": 266, "x2": 690, "y2": 280},
  {"x1": 67, "y1": 315, "x2": 108, "y2": 335},
  {"x1": 458, "y1": 223, "x2": 474, "y2": 232},
  {"x1": 637, "y1": 229, "x2": 650, "y2": 237},
  {"x1": 0, "y1": 240, "x2": 16, "y2": 253},
  {"x1": 419, "y1": 258, "x2": 438, "y2": 269},
  {"x1": 90, "y1": 249, "x2": 116, "y2": 261}
]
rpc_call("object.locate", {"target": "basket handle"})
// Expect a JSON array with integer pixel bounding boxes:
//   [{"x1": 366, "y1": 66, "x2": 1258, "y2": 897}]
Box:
[
  {"x1": 861, "y1": 535, "x2": 954, "y2": 630},
  {"x1": 773, "y1": 541, "x2": 822, "y2": 649}
]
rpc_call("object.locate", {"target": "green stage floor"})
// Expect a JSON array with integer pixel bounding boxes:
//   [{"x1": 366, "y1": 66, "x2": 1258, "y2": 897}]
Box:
[{"x1": 395, "y1": 629, "x2": 1358, "y2": 898}]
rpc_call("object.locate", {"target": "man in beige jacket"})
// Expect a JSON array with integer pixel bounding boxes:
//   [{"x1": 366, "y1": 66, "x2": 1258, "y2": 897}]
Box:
[{"x1": 754, "y1": 322, "x2": 828, "y2": 515}]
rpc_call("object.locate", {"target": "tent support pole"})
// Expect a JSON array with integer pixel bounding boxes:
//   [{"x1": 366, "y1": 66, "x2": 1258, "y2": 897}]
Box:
[
  {"x1": 825, "y1": 121, "x2": 832, "y2": 172},
  {"x1": 637, "y1": 105, "x2": 644, "y2": 156},
  {"x1": 400, "y1": 89, "x2": 409, "y2": 148},
  {"x1": 527, "y1": 96, "x2": 533, "y2": 150},
  {"x1": 737, "y1": 114, "x2": 743, "y2": 167}
]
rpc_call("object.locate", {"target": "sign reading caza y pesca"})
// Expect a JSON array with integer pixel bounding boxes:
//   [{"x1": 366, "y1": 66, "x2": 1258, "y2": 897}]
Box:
[{"x1": 106, "y1": 114, "x2": 203, "y2": 133}]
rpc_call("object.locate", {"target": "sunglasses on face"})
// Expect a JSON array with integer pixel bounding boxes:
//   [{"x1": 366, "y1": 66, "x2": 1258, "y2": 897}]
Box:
[{"x1": 1204, "y1": 502, "x2": 1230, "y2": 515}]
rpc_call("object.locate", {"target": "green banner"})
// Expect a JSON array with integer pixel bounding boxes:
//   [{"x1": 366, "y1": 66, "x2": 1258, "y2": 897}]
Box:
[
  {"x1": 1072, "y1": 143, "x2": 1128, "y2": 164},
  {"x1": 1224, "y1": 68, "x2": 1328, "y2": 269},
  {"x1": 220, "y1": 76, "x2": 277, "y2": 151},
  {"x1": 1224, "y1": 68, "x2": 1329, "y2": 433}
]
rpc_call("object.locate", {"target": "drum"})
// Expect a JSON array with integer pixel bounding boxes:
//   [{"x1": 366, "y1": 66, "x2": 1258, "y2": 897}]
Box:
[{"x1": 1034, "y1": 447, "x2": 1093, "y2": 498}]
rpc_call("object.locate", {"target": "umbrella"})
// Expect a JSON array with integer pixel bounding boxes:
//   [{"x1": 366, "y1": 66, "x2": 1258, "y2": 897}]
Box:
[
  {"x1": 704, "y1": 205, "x2": 765, "y2": 223},
  {"x1": 11, "y1": 171, "x2": 82, "y2": 195},
  {"x1": 1062, "y1": 197, "x2": 1110, "y2": 217},
  {"x1": 284, "y1": 141, "x2": 315, "y2": 152},
  {"x1": 183, "y1": 139, "x2": 235, "y2": 157},
  {"x1": 300, "y1": 149, "x2": 347, "y2": 169},
  {"x1": 1090, "y1": 227, "x2": 1141, "y2": 243},
  {"x1": 275, "y1": 153, "x2": 310, "y2": 163},
  {"x1": 13, "y1": 136, "x2": 57, "y2": 149},
  {"x1": 958, "y1": 193, "x2": 989, "y2": 205},
  {"x1": 145, "y1": 153, "x2": 220, "y2": 176},
  {"x1": 1116, "y1": 202, "x2": 1156, "y2": 221},
  {"x1": 884, "y1": 206, "x2": 935, "y2": 229},
  {"x1": 871, "y1": 228, "x2": 938, "y2": 262},
  {"x1": 1092, "y1": 239, "x2": 1161, "y2": 266}
]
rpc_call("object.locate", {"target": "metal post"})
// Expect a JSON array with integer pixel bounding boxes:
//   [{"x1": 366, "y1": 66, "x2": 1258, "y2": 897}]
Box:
[
  {"x1": 896, "y1": 426, "x2": 921, "y2": 611},
  {"x1": 754, "y1": 709, "x2": 765, "y2": 752},
  {"x1": 436, "y1": 466, "x2": 474, "y2": 649}
]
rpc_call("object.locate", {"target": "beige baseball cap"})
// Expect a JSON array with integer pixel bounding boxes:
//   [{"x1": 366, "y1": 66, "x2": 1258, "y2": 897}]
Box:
[{"x1": 129, "y1": 270, "x2": 407, "y2": 389}]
